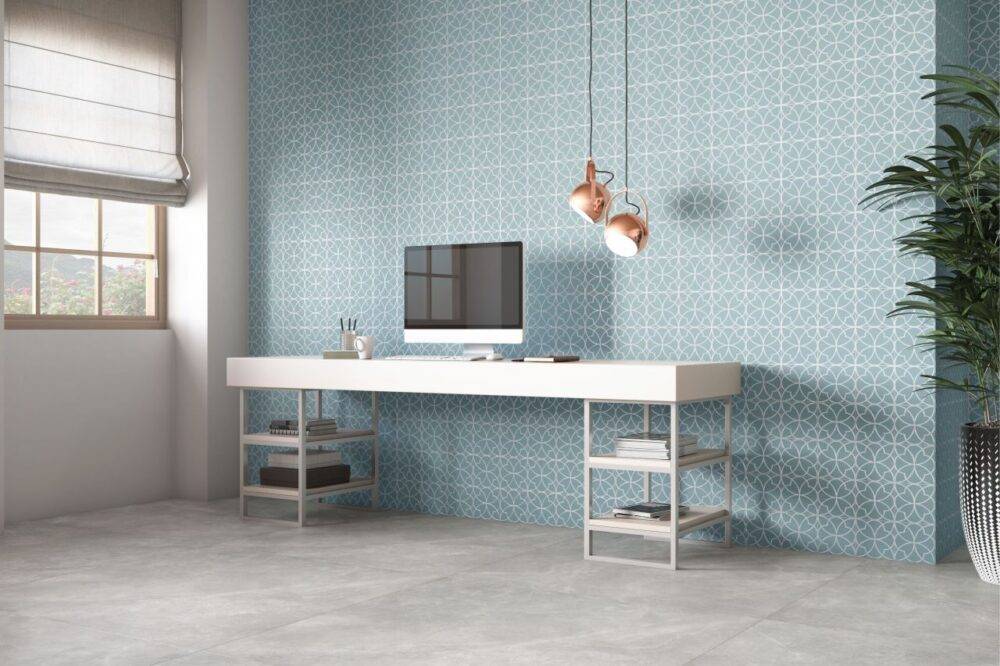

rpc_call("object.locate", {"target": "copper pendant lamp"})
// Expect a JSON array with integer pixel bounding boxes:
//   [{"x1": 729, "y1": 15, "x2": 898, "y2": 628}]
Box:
[
  {"x1": 569, "y1": 158, "x2": 610, "y2": 222},
  {"x1": 603, "y1": 0, "x2": 650, "y2": 256},
  {"x1": 605, "y1": 190, "x2": 649, "y2": 257},
  {"x1": 568, "y1": 0, "x2": 613, "y2": 223}
]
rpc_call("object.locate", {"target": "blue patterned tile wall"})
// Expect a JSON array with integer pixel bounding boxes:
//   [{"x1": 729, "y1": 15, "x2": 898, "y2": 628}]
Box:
[
  {"x1": 932, "y1": 0, "x2": 968, "y2": 561},
  {"x1": 969, "y1": 0, "x2": 999, "y2": 76},
  {"x1": 248, "y1": 0, "x2": 955, "y2": 563}
]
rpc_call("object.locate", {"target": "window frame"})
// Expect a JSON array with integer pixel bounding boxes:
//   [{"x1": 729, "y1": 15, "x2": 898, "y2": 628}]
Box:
[
  {"x1": 4, "y1": 193, "x2": 167, "y2": 330},
  {"x1": 404, "y1": 246, "x2": 467, "y2": 326}
]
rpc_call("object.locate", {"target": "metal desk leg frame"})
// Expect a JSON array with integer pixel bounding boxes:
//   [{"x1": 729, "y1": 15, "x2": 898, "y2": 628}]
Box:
[
  {"x1": 238, "y1": 388, "x2": 381, "y2": 525},
  {"x1": 669, "y1": 404, "x2": 680, "y2": 569},
  {"x1": 583, "y1": 397, "x2": 735, "y2": 569},
  {"x1": 642, "y1": 403, "x2": 651, "y2": 502},
  {"x1": 724, "y1": 396, "x2": 733, "y2": 546},
  {"x1": 297, "y1": 389, "x2": 307, "y2": 526},
  {"x1": 583, "y1": 398, "x2": 681, "y2": 569},
  {"x1": 583, "y1": 399, "x2": 593, "y2": 558},
  {"x1": 239, "y1": 389, "x2": 247, "y2": 519},
  {"x1": 371, "y1": 392, "x2": 380, "y2": 509}
]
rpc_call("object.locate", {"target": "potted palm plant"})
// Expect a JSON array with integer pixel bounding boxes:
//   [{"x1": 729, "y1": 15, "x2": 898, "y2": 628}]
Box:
[{"x1": 863, "y1": 68, "x2": 998, "y2": 583}]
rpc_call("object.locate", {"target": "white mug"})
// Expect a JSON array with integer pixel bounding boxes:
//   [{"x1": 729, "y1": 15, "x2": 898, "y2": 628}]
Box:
[{"x1": 353, "y1": 335, "x2": 374, "y2": 360}]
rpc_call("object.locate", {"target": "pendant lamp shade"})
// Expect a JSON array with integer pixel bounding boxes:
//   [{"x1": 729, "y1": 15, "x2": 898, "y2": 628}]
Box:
[
  {"x1": 604, "y1": 190, "x2": 649, "y2": 257},
  {"x1": 568, "y1": 158, "x2": 610, "y2": 223}
]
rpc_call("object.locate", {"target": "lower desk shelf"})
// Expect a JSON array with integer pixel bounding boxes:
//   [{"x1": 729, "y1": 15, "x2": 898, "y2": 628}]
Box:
[
  {"x1": 243, "y1": 477, "x2": 375, "y2": 501},
  {"x1": 242, "y1": 429, "x2": 375, "y2": 447},
  {"x1": 588, "y1": 506, "x2": 730, "y2": 537}
]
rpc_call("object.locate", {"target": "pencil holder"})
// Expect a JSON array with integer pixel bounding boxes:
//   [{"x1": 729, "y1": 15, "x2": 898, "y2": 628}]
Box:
[{"x1": 340, "y1": 331, "x2": 356, "y2": 351}]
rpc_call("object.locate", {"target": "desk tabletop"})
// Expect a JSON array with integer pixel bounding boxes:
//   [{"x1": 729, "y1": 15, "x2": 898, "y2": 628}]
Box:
[{"x1": 227, "y1": 356, "x2": 741, "y2": 403}]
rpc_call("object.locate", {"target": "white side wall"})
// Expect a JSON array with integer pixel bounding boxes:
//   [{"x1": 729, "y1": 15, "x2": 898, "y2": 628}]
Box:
[
  {"x1": 205, "y1": 0, "x2": 249, "y2": 499},
  {"x1": 169, "y1": 0, "x2": 210, "y2": 499},
  {"x1": 0, "y1": 0, "x2": 176, "y2": 524},
  {"x1": 1, "y1": 0, "x2": 248, "y2": 522},
  {"x1": 170, "y1": 0, "x2": 248, "y2": 500},
  {"x1": 0, "y1": 0, "x2": 6, "y2": 532},
  {"x1": 3, "y1": 331, "x2": 174, "y2": 523}
]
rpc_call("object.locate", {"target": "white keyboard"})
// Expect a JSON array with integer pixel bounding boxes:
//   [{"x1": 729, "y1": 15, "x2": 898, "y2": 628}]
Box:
[{"x1": 384, "y1": 355, "x2": 485, "y2": 361}]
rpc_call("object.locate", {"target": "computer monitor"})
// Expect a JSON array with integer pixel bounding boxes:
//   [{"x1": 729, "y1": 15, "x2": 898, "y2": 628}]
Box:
[{"x1": 403, "y1": 241, "x2": 523, "y2": 355}]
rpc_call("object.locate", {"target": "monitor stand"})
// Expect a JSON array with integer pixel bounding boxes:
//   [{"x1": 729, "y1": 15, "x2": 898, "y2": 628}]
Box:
[{"x1": 463, "y1": 343, "x2": 499, "y2": 360}]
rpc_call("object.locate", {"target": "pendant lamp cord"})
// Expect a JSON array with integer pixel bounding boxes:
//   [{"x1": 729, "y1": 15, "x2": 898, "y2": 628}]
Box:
[
  {"x1": 623, "y1": 0, "x2": 639, "y2": 214},
  {"x1": 588, "y1": 0, "x2": 593, "y2": 158},
  {"x1": 589, "y1": 0, "x2": 615, "y2": 186}
]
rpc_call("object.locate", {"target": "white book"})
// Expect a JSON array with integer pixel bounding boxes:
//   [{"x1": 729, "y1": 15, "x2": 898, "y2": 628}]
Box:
[
  {"x1": 267, "y1": 450, "x2": 342, "y2": 469},
  {"x1": 614, "y1": 448, "x2": 698, "y2": 460},
  {"x1": 613, "y1": 433, "x2": 698, "y2": 447},
  {"x1": 616, "y1": 442, "x2": 699, "y2": 451}
]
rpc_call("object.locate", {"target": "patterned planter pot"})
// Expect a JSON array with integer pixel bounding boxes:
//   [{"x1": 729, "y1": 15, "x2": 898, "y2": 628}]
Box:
[{"x1": 960, "y1": 423, "x2": 1000, "y2": 585}]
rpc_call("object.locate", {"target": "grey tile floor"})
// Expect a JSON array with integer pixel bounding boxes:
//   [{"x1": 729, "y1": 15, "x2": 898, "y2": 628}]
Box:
[{"x1": 0, "y1": 498, "x2": 997, "y2": 665}]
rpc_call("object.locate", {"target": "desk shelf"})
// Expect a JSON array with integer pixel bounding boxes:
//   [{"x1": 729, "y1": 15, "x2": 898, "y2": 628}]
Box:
[
  {"x1": 241, "y1": 429, "x2": 375, "y2": 448},
  {"x1": 239, "y1": 389, "x2": 380, "y2": 526},
  {"x1": 589, "y1": 506, "x2": 730, "y2": 537},
  {"x1": 243, "y1": 477, "x2": 376, "y2": 501},
  {"x1": 587, "y1": 449, "x2": 729, "y2": 473}
]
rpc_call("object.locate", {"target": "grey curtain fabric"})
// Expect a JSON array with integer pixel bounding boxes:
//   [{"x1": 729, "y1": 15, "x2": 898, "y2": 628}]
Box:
[{"x1": 4, "y1": 0, "x2": 187, "y2": 206}]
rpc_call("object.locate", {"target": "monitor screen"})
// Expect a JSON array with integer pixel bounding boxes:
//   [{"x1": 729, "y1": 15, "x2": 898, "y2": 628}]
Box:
[{"x1": 404, "y1": 242, "x2": 522, "y2": 329}]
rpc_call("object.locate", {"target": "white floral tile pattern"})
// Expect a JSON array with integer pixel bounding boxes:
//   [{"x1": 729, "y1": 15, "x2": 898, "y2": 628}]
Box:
[
  {"x1": 969, "y1": 0, "x2": 999, "y2": 76},
  {"x1": 246, "y1": 1, "x2": 986, "y2": 563}
]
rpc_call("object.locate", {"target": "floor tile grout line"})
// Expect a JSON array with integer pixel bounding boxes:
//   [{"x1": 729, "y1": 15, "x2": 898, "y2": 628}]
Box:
[
  {"x1": 685, "y1": 613, "x2": 1000, "y2": 664},
  {"x1": 15, "y1": 572, "x2": 453, "y2": 659},
  {"x1": 754, "y1": 604, "x2": 1000, "y2": 652},
  {"x1": 2, "y1": 609, "x2": 193, "y2": 660},
  {"x1": 153, "y1": 533, "x2": 583, "y2": 658},
  {"x1": 680, "y1": 617, "x2": 768, "y2": 665},
  {"x1": 680, "y1": 562, "x2": 866, "y2": 664},
  {"x1": 758, "y1": 564, "x2": 858, "y2": 620},
  {"x1": 185, "y1": 572, "x2": 457, "y2": 657},
  {"x1": 677, "y1": 571, "x2": 859, "y2": 663},
  {"x1": 150, "y1": 645, "x2": 267, "y2": 666}
]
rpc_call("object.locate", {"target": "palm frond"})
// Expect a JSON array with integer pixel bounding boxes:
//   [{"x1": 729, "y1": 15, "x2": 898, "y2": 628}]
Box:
[{"x1": 865, "y1": 66, "x2": 999, "y2": 422}]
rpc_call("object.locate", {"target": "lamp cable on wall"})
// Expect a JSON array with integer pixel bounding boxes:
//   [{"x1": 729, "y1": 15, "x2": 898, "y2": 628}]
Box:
[
  {"x1": 569, "y1": 0, "x2": 613, "y2": 222},
  {"x1": 622, "y1": 0, "x2": 639, "y2": 215},
  {"x1": 603, "y1": 0, "x2": 650, "y2": 257},
  {"x1": 589, "y1": 0, "x2": 615, "y2": 188}
]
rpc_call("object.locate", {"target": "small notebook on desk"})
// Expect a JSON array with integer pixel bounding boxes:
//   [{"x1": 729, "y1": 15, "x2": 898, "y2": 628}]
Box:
[
  {"x1": 323, "y1": 350, "x2": 359, "y2": 359},
  {"x1": 517, "y1": 356, "x2": 580, "y2": 363}
]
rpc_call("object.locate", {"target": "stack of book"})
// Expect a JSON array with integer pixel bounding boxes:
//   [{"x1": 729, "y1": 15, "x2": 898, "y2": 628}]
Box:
[
  {"x1": 268, "y1": 417, "x2": 337, "y2": 436},
  {"x1": 267, "y1": 449, "x2": 342, "y2": 468},
  {"x1": 612, "y1": 501, "x2": 689, "y2": 521},
  {"x1": 613, "y1": 432, "x2": 698, "y2": 459},
  {"x1": 259, "y1": 449, "x2": 350, "y2": 489}
]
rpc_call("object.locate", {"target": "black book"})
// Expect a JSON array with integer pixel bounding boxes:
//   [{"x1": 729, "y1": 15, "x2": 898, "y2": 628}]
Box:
[
  {"x1": 259, "y1": 464, "x2": 350, "y2": 489},
  {"x1": 612, "y1": 502, "x2": 689, "y2": 519}
]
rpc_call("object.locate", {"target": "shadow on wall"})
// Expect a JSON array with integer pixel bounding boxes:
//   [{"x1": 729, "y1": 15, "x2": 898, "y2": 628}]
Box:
[
  {"x1": 671, "y1": 185, "x2": 734, "y2": 221},
  {"x1": 718, "y1": 364, "x2": 931, "y2": 559},
  {"x1": 746, "y1": 217, "x2": 818, "y2": 255},
  {"x1": 522, "y1": 254, "x2": 616, "y2": 358}
]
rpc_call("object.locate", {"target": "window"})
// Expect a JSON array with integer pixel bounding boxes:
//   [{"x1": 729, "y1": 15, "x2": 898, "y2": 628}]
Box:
[
  {"x1": 3, "y1": 190, "x2": 166, "y2": 329},
  {"x1": 405, "y1": 245, "x2": 465, "y2": 325}
]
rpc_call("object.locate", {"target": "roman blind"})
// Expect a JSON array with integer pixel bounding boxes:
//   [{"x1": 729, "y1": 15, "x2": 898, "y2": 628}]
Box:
[{"x1": 3, "y1": 0, "x2": 187, "y2": 205}]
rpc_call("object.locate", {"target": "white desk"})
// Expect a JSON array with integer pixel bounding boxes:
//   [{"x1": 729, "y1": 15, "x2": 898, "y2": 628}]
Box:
[{"x1": 227, "y1": 356, "x2": 741, "y2": 569}]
